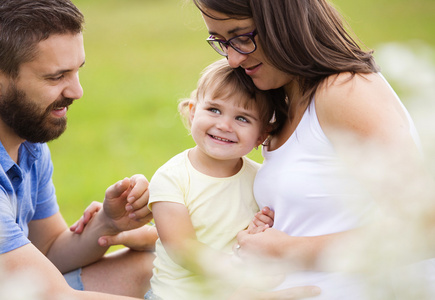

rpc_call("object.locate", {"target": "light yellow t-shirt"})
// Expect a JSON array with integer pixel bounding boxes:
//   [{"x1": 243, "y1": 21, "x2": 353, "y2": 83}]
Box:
[{"x1": 148, "y1": 149, "x2": 260, "y2": 300}]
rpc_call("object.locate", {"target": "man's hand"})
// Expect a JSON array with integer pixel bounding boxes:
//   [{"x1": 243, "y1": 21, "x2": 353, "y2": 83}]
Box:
[
  {"x1": 71, "y1": 175, "x2": 153, "y2": 236},
  {"x1": 70, "y1": 201, "x2": 102, "y2": 234}
]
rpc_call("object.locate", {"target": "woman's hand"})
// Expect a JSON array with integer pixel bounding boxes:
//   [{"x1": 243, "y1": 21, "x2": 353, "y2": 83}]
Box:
[
  {"x1": 237, "y1": 226, "x2": 350, "y2": 271},
  {"x1": 237, "y1": 227, "x2": 292, "y2": 260}
]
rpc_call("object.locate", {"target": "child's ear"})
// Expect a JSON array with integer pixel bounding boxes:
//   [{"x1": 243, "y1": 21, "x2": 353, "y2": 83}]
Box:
[
  {"x1": 256, "y1": 131, "x2": 269, "y2": 148},
  {"x1": 188, "y1": 101, "x2": 196, "y2": 123},
  {"x1": 256, "y1": 125, "x2": 271, "y2": 147}
]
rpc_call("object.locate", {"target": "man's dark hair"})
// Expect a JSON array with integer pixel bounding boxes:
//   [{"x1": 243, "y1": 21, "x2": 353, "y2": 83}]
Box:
[{"x1": 0, "y1": 0, "x2": 84, "y2": 78}]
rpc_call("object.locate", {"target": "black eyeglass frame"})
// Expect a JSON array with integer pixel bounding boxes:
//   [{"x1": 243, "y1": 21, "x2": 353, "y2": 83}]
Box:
[{"x1": 206, "y1": 29, "x2": 258, "y2": 57}]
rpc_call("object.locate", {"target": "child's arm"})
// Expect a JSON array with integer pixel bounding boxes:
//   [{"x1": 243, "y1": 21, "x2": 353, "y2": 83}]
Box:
[
  {"x1": 152, "y1": 201, "x2": 223, "y2": 272},
  {"x1": 153, "y1": 201, "x2": 321, "y2": 298}
]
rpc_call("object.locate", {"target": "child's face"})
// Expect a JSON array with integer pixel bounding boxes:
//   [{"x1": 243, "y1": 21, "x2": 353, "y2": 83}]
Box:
[{"x1": 189, "y1": 92, "x2": 267, "y2": 162}]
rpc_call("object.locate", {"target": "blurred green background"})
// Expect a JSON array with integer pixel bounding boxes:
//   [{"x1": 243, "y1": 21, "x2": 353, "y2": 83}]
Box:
[{"x1": 51, "y1": 0, "x2": 435, "y2": 224}]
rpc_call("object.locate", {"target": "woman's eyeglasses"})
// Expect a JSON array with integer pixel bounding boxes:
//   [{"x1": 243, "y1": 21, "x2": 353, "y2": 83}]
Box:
[{"x1": 206, "y1": 29, "x2": 258, "y2": 57}]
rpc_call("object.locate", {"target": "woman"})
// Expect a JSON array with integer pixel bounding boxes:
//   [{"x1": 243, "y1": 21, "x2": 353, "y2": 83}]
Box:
[{"x1": 192, "y1": 0, "x2": 434, "y2": 298}]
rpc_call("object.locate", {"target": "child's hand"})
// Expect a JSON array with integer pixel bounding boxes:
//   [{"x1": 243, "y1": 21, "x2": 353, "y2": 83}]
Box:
[
  {"x1": 248, "y1": 223, "x2": 270, "y2": 234},
  {"x1": 102, "y1": 175, "x2": 152, "y2": 232},
  {"x1": 247, "y1": 207, "x2": 274, "y2": 234}
]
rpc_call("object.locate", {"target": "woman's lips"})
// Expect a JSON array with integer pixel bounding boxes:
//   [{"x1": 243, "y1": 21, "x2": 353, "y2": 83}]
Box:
[{"x1": 244, "y1": 63, "x2": 262, "y2": 76}]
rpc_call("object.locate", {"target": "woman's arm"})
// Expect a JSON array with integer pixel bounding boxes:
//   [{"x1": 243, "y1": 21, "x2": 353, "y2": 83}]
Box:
[
  {"x1": 315, "y1": 72, "x2": 435, "y2": 265},
  {"x1": 236, "y1": 226, "x2": 351, "y2": 270}
]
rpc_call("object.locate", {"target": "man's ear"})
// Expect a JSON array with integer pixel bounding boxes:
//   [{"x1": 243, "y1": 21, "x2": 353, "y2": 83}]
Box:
[{"x1": 0, "y1": 71, "x2": 12, "y2": 98}]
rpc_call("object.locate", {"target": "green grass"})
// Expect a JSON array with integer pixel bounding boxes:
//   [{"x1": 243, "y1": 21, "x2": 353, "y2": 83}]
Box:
[{"x1": 49, "y1": 0, "x2": 435, "y2": 224}]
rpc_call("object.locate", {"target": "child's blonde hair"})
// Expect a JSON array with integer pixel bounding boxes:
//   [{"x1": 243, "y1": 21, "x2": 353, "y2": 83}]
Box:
[{"x1": 179, "y1": 59, "x2": 276, "y2": 134}]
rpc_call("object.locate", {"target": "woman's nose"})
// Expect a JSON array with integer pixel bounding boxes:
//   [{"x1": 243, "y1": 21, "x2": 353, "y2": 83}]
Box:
[{"x1": 226, "y1": 47, "x2": 248, "y2": 69}]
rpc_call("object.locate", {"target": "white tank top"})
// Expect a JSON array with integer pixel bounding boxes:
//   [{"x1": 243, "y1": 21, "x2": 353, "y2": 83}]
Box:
[
  {"x1": 255, "y1": 98, "x2": 374, "y2": 237},
  {"x1": 254, "y1": 74, "x2": 424, "y2": 298}
]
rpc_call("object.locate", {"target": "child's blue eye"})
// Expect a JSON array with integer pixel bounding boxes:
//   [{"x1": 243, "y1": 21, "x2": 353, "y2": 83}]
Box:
[
  {"x1": 236, "y1": 116, "x2": 248, "y2": 123},
  {"x1": 209, "y1": 108, "x2": 221, "y2": 114}
]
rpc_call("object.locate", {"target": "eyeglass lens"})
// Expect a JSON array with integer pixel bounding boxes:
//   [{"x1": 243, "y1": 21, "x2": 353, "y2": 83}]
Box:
[{"x1": 208, "y1": 34, "x2": 256, "y2": 56}]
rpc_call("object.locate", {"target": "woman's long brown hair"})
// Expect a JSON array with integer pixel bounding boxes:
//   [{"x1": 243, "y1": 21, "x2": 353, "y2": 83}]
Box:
[{"x1": 193, "y1": 0, "x2": 379, "y2": 106}]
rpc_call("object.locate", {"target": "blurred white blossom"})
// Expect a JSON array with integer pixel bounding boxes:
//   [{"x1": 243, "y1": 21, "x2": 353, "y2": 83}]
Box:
[{"x1": 0, "y1": 265, "x2": 46, "y2": 300}]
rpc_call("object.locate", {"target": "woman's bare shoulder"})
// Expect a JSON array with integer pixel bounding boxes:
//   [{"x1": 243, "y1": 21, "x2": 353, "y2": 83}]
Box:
[
  {"x1": 315, "y1": 72, "x2": 403, "y2": 139},
  {"x1": 317, "y1": 72, "x2": 383, "y2": 102}
]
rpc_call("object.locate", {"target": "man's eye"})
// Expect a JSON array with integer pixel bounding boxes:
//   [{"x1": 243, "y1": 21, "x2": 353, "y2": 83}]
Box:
[{"x1": 50, "y1": 75, "x2": 64, "y2": 81}]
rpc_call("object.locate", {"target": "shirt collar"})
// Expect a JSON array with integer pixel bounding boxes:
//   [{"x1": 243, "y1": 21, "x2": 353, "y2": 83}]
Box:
[{"x1": 0, "y1": 140, "x2": 42, "y2": 173}]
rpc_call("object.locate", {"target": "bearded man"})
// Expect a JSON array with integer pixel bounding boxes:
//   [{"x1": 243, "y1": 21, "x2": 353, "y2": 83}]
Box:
[{"x1": 0, "y1": 1, "x2": 156, "y2": 299}]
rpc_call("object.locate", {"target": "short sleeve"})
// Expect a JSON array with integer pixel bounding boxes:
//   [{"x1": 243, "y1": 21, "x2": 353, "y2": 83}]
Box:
[
  {"x1": 0, "y1": 191, "x2": 30, "y2": 254},
  {"x1": 148, "y1": 155, "x2": 188, "y2": 211},
  {"x1": 0, "y1": 143, "x2": 58, "y2": 254},
  {"x1": 32, "y1": 144, "x2": 58, "y2": 220}
]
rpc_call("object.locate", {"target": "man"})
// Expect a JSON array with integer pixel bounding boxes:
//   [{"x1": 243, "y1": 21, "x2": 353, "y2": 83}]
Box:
[{"x1": 0, "y1": 0, "x2": 157, "y2": 299}]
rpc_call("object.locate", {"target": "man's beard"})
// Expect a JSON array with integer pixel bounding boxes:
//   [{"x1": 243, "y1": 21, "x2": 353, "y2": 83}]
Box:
[{"x1": 0, "y1": 83, "x2": 74, "y2": 143}]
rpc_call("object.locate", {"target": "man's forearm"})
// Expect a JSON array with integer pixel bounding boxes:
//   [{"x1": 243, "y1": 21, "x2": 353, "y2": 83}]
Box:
[{"x1": 46, "y1": 210, "x2": 114, "y2": 273}]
